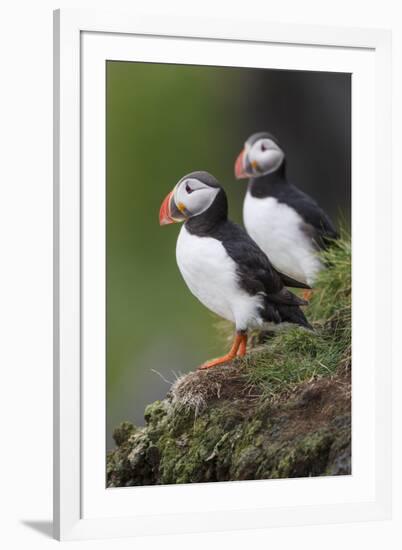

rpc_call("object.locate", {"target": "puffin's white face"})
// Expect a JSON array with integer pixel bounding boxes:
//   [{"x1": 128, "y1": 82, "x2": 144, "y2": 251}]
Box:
[
  {"x1": 235, "y1": 137, "x2": 285, "y2": 179},
  {"x1": 174, "y1": 177, "x2": 219, "y2": 218},
  {"x1": 159, "y1": 175, "x2": 220, "y2": 225}
]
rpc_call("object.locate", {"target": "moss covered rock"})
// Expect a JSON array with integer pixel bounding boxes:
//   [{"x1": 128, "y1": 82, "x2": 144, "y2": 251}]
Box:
[{"x1": 107, "y1": 364, "x2": 351, "y2": 486}]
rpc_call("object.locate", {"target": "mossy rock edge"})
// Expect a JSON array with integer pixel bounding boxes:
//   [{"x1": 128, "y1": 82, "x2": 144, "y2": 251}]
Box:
[{"x1": 107, "y1": 366, "x2": 351, "y2": 487}]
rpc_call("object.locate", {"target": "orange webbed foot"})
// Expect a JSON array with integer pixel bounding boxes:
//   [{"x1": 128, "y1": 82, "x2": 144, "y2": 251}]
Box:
[{"x1": 198, "y1": 332, "x2": 247, "y2": 370}]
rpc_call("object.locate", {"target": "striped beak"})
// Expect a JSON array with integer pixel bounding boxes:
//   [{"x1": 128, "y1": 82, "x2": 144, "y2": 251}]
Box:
[
  {"x1": 159, "y1": 188, "x2": 188, "y2": 226},
  {"x1": 234, "y1": 148, "x2": 248, "y2": 179},
  {"x1": 159, "y1": 190, "x2": 175, "y2": 225}
]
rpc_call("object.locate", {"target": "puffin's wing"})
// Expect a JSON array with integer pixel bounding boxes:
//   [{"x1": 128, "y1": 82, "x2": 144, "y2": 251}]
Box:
[
  {"x1": 273, "y1": 269, "x2": 311, "y2": 290},
  {"x1": 222, "y1": 221, "x2": 310, "y2": 289},
  {"x1": 221, "y1": 222, "x2": 307, "y2": 297},
  {"x1": 266, "y1": 287, "x2": 308, "y2": 306},
  {"x1": 221, "y1": 222, "x2": 312, "y2": 329},
  {"x1": 220, "y1": 221, "x2": 284, "y2": 295},
  {"x1": 285, "y1": 185, "x2": 339, "y2": 250}
]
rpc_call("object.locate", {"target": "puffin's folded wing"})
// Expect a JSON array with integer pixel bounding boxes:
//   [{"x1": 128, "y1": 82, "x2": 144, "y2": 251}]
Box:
[
  {"x1": 274, "y1": 303, "x2": 313, "y2": 330},
  {"x1": 221, "y1": 223, "x2": 284, "y2": 295},
  {"x1": 222, "y1": 226, "x2": 313, "y2": 330},
  {"x1": 266, "y1": 287, "x2": 308, "y2": 306},
  {"x1": 286, "y1": 185, "x2": 339, "y2": 249},
  {"x1": 274, "y1": 269, "x2": 311, "y2": 290}
]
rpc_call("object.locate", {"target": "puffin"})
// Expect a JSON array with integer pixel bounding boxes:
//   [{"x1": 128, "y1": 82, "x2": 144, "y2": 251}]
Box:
[
  {"x1": 159, "y1": 171, "x2": 312, "y2": 370},
  {"x1": 234, "y1": 132, "x2": 338, "y2": 288}
]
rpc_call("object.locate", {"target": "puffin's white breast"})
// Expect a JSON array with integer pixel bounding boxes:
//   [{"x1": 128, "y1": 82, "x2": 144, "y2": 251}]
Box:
[
  {"x1": 243, "y1": 193, "x2": 322, "y2": 286},
  {"x1": 176, "y1": 225, "x2": 263, "y2": 330}
]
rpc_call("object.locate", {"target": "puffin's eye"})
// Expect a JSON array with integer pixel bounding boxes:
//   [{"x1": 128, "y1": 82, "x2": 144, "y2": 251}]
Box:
[
  {"x1": 261, "y1": 143, "x2": 267, "y2": 151},
  {"x1": 185, "y1": 183, "x2": 193, "y2": 194}
]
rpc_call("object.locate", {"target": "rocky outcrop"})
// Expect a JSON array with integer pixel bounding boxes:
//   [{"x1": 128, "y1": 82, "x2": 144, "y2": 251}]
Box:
[{"x1": 107, "y1": 363, "x2": 351, "y2": 486}]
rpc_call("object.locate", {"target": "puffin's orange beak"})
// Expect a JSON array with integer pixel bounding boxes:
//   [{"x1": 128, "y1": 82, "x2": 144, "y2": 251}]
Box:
[
  {"x1": 234, "y1": 149, "x2": 248, "y2": 179},
  {"x1": 159, "y1": 190, "x2": 175, "y2": 225}
]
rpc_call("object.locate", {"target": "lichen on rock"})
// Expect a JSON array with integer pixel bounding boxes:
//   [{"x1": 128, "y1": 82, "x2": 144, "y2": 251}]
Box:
[{"x1": 107, "y1": 364, "x2": 351, "y2": 487}]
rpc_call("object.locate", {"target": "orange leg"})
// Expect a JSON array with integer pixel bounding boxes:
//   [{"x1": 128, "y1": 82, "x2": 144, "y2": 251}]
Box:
[
  {"x1": 302, "y1": 289, "x2": 313, "y2": 301},
  {"x1": 237, "y1": 333, "x2": 248, "y2": 357},
  {"x1": 199, "y1": 332, "x2": 246, "y2": 370}
]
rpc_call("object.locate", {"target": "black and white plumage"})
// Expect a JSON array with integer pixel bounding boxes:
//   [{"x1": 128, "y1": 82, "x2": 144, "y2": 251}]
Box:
[
  {"x1": 235, "y1": 132, "x2": 338, "y2": 286},
  {"x1": 159, "y1": 171, "x2": 311, "y2": 369}
]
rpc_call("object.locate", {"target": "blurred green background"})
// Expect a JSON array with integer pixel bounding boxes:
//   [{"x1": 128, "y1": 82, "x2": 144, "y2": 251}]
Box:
[{"x1": 106, "y1": 61, "x2": 351, "y2": 450}]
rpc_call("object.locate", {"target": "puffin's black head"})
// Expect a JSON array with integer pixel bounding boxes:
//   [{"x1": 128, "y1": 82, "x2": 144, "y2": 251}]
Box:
[
  {"x1": 159, "y1": 171, "x2": 224, "y2": 226},
  {"x1": 234, "y1": 131, "x2": 285, "y2": 179}
]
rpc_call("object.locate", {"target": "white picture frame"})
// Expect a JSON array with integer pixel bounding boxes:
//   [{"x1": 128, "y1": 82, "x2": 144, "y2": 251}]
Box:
[{"x1": 53, "y1": 8, "x2": 392, "y2": 541}]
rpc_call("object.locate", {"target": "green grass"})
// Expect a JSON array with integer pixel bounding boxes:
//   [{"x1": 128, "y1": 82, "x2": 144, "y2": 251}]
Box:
[{"x1": 233, "y1": 231, "x2": 351, "y2": 396}]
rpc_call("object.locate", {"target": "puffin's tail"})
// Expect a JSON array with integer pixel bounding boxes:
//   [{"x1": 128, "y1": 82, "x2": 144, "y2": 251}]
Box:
[
  {"x1": 261, "y1": 295, "x2": 314, "y2": 331},
  {"x1": 277, "y1": 303, "x2": 314, "y2": 331}
]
